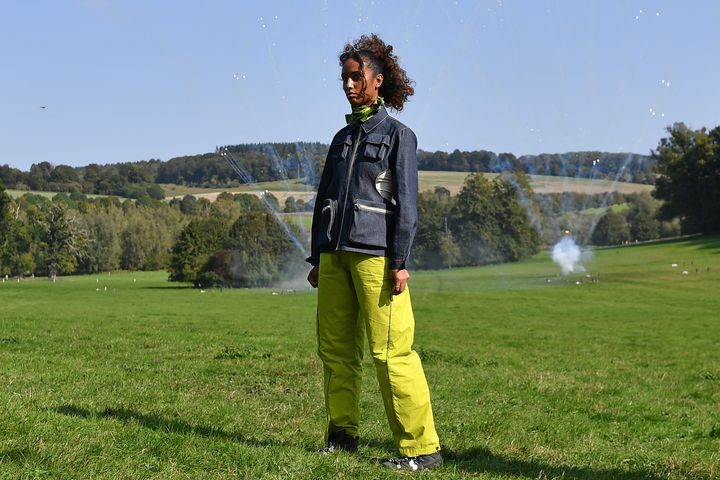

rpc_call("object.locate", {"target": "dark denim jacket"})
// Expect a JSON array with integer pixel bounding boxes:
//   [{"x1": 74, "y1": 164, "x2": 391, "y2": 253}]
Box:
[{"x1": 307, "y1": 106, "x2": 418, "y2": 270}]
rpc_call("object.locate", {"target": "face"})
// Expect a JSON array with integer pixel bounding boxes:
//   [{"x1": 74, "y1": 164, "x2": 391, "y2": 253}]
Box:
[{"x1": 341, "y1": 57, "x2": 383, "y2": 108}]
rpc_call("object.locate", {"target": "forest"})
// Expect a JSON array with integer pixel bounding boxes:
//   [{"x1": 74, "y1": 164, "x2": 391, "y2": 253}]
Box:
[
  {"x1": 0, "y1": 143, "x2": 654, "y2": 197},
  {"x1": 0, "y1": 122, "x2": 716, "y2": 286}
]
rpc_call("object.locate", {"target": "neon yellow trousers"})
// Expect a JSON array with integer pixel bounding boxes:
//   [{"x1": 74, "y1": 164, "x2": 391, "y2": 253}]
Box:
[{"x1": 317, "y1": 251, "x2": 440, "y2": 456}]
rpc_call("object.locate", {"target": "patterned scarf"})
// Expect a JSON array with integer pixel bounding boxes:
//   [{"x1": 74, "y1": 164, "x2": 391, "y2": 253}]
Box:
[{"x1": 345, "y1": 96, "x2": 384, "y2": 125}]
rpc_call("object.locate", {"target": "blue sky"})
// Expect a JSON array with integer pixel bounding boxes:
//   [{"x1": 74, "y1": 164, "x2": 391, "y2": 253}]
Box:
[{"x1": 2, "y1": 0, "x2": 718, "y2": 171}]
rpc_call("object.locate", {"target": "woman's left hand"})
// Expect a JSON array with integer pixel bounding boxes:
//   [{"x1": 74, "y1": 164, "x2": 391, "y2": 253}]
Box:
[{"x1": 390, "y1": 268, "x2": 410, "y2": 295}]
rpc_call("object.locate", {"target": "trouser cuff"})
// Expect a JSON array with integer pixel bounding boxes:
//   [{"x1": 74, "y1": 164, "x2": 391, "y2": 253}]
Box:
[{"x1": 398, "y1": 444, "x2": 441, "y2": 457}]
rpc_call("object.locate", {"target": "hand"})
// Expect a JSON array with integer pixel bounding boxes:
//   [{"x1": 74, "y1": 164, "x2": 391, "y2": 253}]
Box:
[
  {"x1": 307, "y1": 266, "x2": 319, "y2": 288},
  {"x1": 390, "y1": 268, "x2": 410, "y2": 295}
]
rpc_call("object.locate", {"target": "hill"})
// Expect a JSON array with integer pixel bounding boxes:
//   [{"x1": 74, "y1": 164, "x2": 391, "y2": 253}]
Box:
[
  {"x1": 162, "y1": 171, "x2": 654, "y2": 204},
  {"x1": 1, "y1": 145, "x2": 654, "y2": 200}
]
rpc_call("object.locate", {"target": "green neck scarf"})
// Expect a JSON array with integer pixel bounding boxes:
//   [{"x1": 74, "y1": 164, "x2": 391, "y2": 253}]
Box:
[{"x1": 345, "y1": 96, "x2": 384, "y2": 125}]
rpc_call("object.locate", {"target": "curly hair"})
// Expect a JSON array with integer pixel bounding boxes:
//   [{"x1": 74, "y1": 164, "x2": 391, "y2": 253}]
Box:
[{"x1": 339, "y1": 34, "x2": 415, "y2": 112}]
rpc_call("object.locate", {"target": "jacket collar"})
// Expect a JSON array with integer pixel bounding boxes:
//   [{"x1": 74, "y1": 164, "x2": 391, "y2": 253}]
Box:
[{"x1": 360, "y1": 105, "x2": 389, "y2": 133}]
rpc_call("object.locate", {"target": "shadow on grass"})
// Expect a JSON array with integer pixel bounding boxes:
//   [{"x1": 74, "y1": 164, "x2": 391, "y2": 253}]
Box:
[
  {"x1": 362, "y1": 437, "x2": 398, "y2": 453},
  {"x1": 54, "y1": 404, "x2": 276, "y2": 448},
  {"x1": 448, "y1": 447, "x2": 671, "y2": 480},
  {"x1": 695, "y1": 235, "x2": 720, "y2": 253}
]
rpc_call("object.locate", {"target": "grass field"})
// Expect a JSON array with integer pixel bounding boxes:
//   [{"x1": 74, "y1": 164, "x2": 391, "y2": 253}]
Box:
[{"x1": 2, "y1": 237, "x2": 719, "y2": 479}]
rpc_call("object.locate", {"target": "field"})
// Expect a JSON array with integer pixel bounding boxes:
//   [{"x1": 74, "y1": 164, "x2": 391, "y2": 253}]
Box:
[
  {"x1": 2, "y1": 237, "x2": 719, "y2": 479},
  {"x1": 4, "y1": 190, "x2": 131, "y2": 201},
  {"x1": 161, "y1": 171, "x2": 654, "y2": 204}
]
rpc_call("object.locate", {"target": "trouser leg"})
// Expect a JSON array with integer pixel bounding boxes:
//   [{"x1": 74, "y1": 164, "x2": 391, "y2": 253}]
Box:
[
  {"x1": 348, "y1": 252, "x2": 441, "y2": 457},
  {"x1": 317, "y1": 252, "x2": 364, "y2": 439}
]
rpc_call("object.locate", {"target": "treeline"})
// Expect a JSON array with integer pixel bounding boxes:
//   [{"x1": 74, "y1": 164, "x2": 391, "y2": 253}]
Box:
[
  {"x1": 417, "y1": 150, "x2": 656, "y2": 184},
  {"x1": 589, "y1": 196, "x2": 681, "y2": 246},
  {"x1": 0, "y1": 190, "x2": 183, "y2": 279},
  {"x1": 0, "y1": 143, "x2": 328, "y2": 196},
  {"x1": 3, "y1": 122, "x2": 714, "y2": 286},
  {"x1": 0, "y1": 175, "x2": 682, "y2": 286},
  {"x1": 1, "y1": 144, "x2": 653, "y2": 198},
  {"x1": 412, "y1": 172, "x2": 541, "y2": 269},
  {"x1": 0, "y1": 187, "x2": 299, "y2": 281},
  {"x1": 0, "y1": 161, "x2": 166, "y2": 200},
  {"x1": 167, "y1": 210, "x2": 306, "y2": 288},
  {"x1": 546, "y1": 192, "x2": 680, "y2": 246},
  {"x1": 0, "y1": 172, "x2": 544, "y2": 285},
  {"x1": 155, "y1": 142, "x2": 328, "y2": 187},
  {"x1": 168, "y1": 172, "x2": 543, "y2": 284}
]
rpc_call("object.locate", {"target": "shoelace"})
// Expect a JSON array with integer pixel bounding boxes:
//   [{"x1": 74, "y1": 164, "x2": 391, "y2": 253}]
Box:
[{"x1": 388, "y1": 457, "x2": 420, "y2": 471}]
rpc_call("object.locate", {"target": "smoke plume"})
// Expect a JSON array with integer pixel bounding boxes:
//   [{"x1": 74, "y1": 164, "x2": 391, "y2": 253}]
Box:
[{"x1": 552, "y1": 236, "x2": 585, "y2": 275}]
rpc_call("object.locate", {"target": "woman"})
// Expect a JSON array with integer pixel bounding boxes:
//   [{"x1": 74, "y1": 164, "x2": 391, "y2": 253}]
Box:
[{"x1": 307, "y1": 34, "x2": 442, "y2": 471}]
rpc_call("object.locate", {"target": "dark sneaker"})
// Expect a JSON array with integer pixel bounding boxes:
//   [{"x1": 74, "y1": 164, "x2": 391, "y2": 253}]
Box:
[
  {"x1": 382, "y1": 451, "x2": 443, "y2": 471},
  {"x1": 318, "y1": 430, "x2": 359, "y2": 454}
]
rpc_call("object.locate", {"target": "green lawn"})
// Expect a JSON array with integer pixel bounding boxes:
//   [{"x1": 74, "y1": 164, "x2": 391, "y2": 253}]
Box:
[{"x1": 1, "y1": 237, "x2": 719, "y2": 479}]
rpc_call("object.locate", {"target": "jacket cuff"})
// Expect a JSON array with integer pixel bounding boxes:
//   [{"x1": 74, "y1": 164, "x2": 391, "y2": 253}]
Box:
[
  {"x1": 306, "y1": 256, "x2": 319, "y2": 267},
  {"x1": 389, "y1": 258, "x2": 406, "y2": 270}
]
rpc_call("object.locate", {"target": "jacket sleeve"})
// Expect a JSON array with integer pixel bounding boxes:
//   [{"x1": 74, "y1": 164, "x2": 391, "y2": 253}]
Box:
[
  {"x1": 389, "y1": 127, "x2": 419, "y2": 270},
  {"x1": 307, "y1": 154, "x2": 334, "y2": 267}
]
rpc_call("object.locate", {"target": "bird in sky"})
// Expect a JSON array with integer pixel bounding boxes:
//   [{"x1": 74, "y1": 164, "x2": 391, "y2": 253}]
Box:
[{"x1": 40, "y1": 106, "x2": 47, "y2": 109}]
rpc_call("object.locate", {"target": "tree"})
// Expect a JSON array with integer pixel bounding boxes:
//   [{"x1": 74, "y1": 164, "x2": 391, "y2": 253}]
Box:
[
  {"x1": 202, "y1": 211, "x2": 303, "y2": 287},
  {"x1": 120, "y1": 205, "x2": 183, "y2": 270},
  {"x1": 27, "y1": 162, "x2": 54, "y2": 190},
  {"x1": 179, "y1": 195, "x2": 198, "y2": 214},
  {"x1": 35, "y1": 203, "x2": 88, "y2": 279},
  {"x1": 492, "y1": 172, "x2": 541, "y2": 261},
  {"x1": 0, "y1": 186, "x2": 16, "y2": 275},
  {"x1": 146, "y1": 184, "x2": 166, "y2": 200},
  {"x1": 627, "y1": 193, "x2": 659, "y2": 241},
  {"x1": 450, "y1": 173, "x2": 503, "y2": 265},
  {"x1": 443, "y1": 173, "x2": 540, "y2": 267},
  {"x1": 438, "y1": 231, "x2": 461, "y2": 269},
  {"x1": 168, "y1": 217, "x2": 229, "y2": 284},
  {"x1": 412, "y1": 189, "x2": 456, "y2": 269},
  {"x1": 82, "y1": 210, "x2": 121, "y2": 272},
  {"x1": 284, "y1": 196, "x2": 297, "y2": 213},
  {"x1": 210, "y1": 193, "x2": 243, "y2": 222},
  {"x1": 653, "y1": 123, "x2": 720, "y2": 233},
  {"x1": 591, "y1": 211, "x2": 630, "y2": 246}
]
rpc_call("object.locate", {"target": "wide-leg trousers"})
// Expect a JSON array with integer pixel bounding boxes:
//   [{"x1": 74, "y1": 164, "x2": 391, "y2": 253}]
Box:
[{"x1": 317, "y1": 251, "x2": 440, "y2": 457}]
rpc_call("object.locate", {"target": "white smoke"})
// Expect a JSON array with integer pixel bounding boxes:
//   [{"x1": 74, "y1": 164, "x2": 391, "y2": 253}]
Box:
[{"x1": 552, "y1": 236, "x2": 585, "y2": 275}]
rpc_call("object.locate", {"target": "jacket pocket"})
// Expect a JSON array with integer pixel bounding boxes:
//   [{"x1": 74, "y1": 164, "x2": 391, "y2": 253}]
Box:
[
  {"x1": 317, "y1": 198, "x2": 337, "y2": 246},
  {"x1": 348, "y1": 199, "x2": 394, "y2": 248},
  {"x1": 329, "y1": 135, "x2": 353, "y2": 161},
  {"x1": 363, "y1": 133, "x2": 391, "y2": 161}
]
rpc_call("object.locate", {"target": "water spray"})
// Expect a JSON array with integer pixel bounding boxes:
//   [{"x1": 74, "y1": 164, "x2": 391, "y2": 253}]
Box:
[
  {"x1": 582, "y1": 153, "x2": 637, "y2": 244},
  {"x1": 219, "y1": 147, "x2": 308, "y2": 257}
]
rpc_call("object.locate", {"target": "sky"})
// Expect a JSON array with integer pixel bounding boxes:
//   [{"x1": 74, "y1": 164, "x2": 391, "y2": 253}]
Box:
[{"x1": 2, "y1": 0, "x2": 719, "y2": 171}]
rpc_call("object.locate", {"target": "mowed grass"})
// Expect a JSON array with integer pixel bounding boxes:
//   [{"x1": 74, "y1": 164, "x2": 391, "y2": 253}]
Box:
[{"x1": 1, "y1": 237, "x2": 719, "y2": 479}]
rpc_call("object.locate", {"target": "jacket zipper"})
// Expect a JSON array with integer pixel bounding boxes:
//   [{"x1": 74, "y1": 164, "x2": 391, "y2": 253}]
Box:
[
  {"x1": 354, "y1": 203, "x2": 394, "y2": 215},
  {"x1": 335, "y1": 126, "x2": 363, "y2": 248}
]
